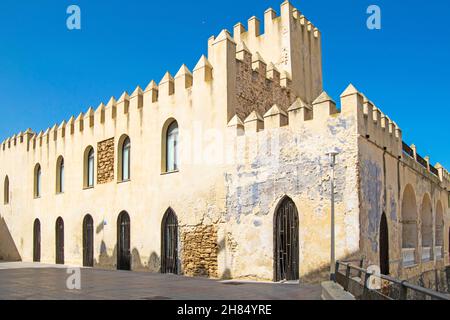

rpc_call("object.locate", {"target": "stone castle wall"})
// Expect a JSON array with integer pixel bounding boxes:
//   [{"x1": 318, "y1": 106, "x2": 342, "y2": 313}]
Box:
[
  {"x1": 182, "y1": 225, "x2": 219, "y2": 278},
  {"x1": 0, "y1": 1, "x2": 448, "y2": 286},
  {"x1": 234, "y1": 49, "x2": 294, "y2": 120}
]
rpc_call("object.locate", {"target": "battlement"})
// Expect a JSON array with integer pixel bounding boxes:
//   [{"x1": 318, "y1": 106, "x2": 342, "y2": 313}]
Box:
[
  {"x1": 1, "y1": 1, "x2": 446, "y2": 188},
  {"x1": 0, "y1": 1, "x2": 321, "y2": 153},
  {"x1": 402, "y1": 142, "x2": 450, "y2": 185},
  {"x1": 227, "y1": 83, "x2": 450, "y2": 184},
  {"x1": 0, "y1": 53, "x2": 216, "y2": 155},
  {"x1": 233, "y1": 39, "x2": 295, "y2": 120},
  {"x1": 209, "y1": 1, "x2": 323, "y2": 104}
]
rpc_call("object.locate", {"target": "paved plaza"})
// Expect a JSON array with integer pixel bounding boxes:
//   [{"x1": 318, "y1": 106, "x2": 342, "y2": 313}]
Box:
[{"x1": 0, "y1": 262, "x2": 321, "y2": 300}]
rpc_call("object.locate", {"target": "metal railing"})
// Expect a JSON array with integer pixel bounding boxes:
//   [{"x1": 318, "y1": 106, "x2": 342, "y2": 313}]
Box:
[
  {"x1": 430, "y1": 165, "x2": 440, "y2": 177},
  {"x1": 402, "y1": 142, "x2": 414, "y2": 159},
  {"x1": 334, "y1": 260, "x2": 450, "y2": 300},
  {"x1": 402, "y1": 141, "x2": 440, "y2": 177},
  {"x1": 416, "y1": 153, "x2": 428, "y2": 169}
]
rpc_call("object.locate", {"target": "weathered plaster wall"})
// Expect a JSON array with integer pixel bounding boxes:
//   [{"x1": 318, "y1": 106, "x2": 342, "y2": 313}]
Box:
[
  {"x1": 358, "y1": 137, "x2": 402, "y2": 274},
  {"x1": 357, "y1": 94, "x2": 449, "y2": 288},
  {"x1": 221, "y1": 107, "x2": 360, "y2": 282}
]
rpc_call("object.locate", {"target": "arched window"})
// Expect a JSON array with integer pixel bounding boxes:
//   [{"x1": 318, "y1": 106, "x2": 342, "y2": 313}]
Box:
[
  {"x1": 118, "y1": 135, "x2": 131, "y2": 182},
  {"x1": 56, "y1": 156, "x2": 64, "y2": 194},
  {"x1": 163, "y1": 120, "x2": 179, "y2": 173},
  {"x1": 34, "y1": 164, "x2": 42, "y2": 198},
  {"x1": 421, "y1": 194, "x2": 433, "y2": 262},
  {"x1": 401, "y1": 185, "x2": 418, "y2": 266},
  {"x1": 4, "y1": 175, "x2": 9, "y2": 204},
  {"x1": 84, "y1": 146, "x2": 95, "y2": 188}
]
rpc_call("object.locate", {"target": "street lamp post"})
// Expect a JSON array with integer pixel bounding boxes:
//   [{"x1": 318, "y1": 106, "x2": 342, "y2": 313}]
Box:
[{"x1": 326, "y1": 150, "x2": 339, "y2": 281}]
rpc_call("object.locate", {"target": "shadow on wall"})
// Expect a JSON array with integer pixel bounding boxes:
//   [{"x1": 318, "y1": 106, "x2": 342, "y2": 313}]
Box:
[
  {"x1": 0, "y1": 216, "x2": 21, "y2": 261},
  {"x1": 95, "y1": 241, "x2": 117, "y2": 269},
  {"x1": 93, "y1": 240, "x2": 160, "y2": 272},
  {"x1": 218, "y1": 237, "x2": 232, "y2": 280},
  {"x1": 132, "y1": 248, "x2": 161, "y2": 272},
  {"x1": 300, "y1": 252, "x2": 362, "y2": 284}
]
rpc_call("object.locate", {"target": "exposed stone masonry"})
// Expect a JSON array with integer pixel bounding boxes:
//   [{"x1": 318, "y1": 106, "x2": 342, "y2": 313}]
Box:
[
  {"x1": 182, "y1": 225, "x2": 218, "y2": 278},
  {"x1": 235, "y1": 55, "x2": 294, "y2": 121},
  {"x1": 97, "y1": 138, "x2": 115, "y2": 184}
]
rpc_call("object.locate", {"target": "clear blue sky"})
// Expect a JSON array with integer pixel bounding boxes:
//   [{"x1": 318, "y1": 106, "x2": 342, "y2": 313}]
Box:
[{"x1": 0, "y1": 0, "x2": 449, "y2": 167}]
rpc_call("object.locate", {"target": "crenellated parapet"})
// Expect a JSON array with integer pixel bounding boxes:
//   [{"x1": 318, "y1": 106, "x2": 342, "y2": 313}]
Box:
[
  {"x1": 227, "y1": 83, "x2": 450, "y2": 186},
  {"x1": 401, "y1": 141, "x2": 450, "y2": 185},
  {"x1": 228, "y1": 84, "x2": 401, "y2": 157},
  {"x1": 340, "y1": 84, "x2": 403, "y2": 159},
  {"x1": 224, "y1": 1, "x2": 323, "y2": 104},
  {"x1": 0, "y1": 129, "x2": 35, "y2": 153},
  {"x1": 0, "y1": 53, "x2": 216, "y2": 157},
  {"x1": 234, "y1": 40, "x2": 295, "y2": 121}
]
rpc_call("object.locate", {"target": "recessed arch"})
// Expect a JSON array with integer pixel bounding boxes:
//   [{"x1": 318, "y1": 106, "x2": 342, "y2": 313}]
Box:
[
  {"x1": 3, "y1": 175, "x2": 9, "y2": 204},
  {"x1": 83, "y1": 146, "x2": 95, "y2": 188},
  {"x1": 401, "y1": 184, "x2": 418, "y2": 265},
  {"x1": 435, "y1": 200, "x2": 444, "y2": 259},
  {"x1": 401, "y1": 185, "x2": 418, "y2": 247},
  {"x1": 56, "y1": 156, "x2": 64, "y2": 194},
  {"x1": 55, "y1": 217, "x2": 64, "y2": 264},
  {"x1": 161, "y1": 207, "x2": 179, "y2": 274},
  {"x1": 117, "y1": 135, "x2": 131, "y2": 182},
  {"x1": 161, "y1": 118, "x2": 179, "y2": 173},
  {"x1": 34, "y1": 163, "x2": 42, "y2": 198},
  {"x1": 117, "y1": 211, "x2": 131, "y2": 270},
  {"x1": 421, "y1": 193, "x2": 433, "y2": 261},
  {"x1": 83, "y1": 214, "x2": 94, "y2": 267},
  {"x1": 274, "y1": 196, "x2": 299, "y2": 282}
]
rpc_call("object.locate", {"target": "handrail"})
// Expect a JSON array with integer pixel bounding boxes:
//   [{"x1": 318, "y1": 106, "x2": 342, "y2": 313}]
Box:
[{"x1": 336, "y1": 261, "x2": 450, "y2": 300}]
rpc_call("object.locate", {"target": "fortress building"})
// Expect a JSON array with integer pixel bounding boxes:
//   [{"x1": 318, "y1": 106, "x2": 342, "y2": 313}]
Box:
[{"x1": 0, "y1": 1, "x2": 449, "y2": 286}]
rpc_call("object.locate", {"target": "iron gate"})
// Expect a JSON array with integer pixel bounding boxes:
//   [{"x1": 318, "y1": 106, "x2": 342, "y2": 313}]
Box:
[
  {"x1": 275, "y1": 197, "x2": 299, "y2": 281},
  {"x1": 33, "y1": 219, "x2": 41, "y2": 262},
  {"x1": 117, "y1": 211, "x2": 131, "y2": 270},
  {"x1": 55, "y1": 217, "x2": 64, "y2": 264},
  {"x1": 83, "y1": 214, "x2": 94, "y2": 267},
  {"x1": 162, "y1": 209, "x2": 178, "y2": 274}
]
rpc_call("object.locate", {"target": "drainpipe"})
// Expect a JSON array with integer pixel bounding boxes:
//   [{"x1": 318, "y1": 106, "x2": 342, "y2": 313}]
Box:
[{"x1": 327, "y1": 150, "x2": 339, "y2": 281}]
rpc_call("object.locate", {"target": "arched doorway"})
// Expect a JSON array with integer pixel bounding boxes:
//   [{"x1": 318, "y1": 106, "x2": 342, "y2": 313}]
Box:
[
  {"x1": 83, "y1": 214, "x2": 94, "y2": 267},
  {"x1": 274, "y1": 197, "x2": 299, "y2": 282},
  {"x1": 33, "y1": 219, "x2": 41, "y2": 262},
  {"x1": 379, "y1": 212, "x2": 389, "y2": 275},
  {"x1": 55, "y1": 217, "x2": 64, "y2": 264},
  {"x1": 161, "y1": 208, "x2": 178, "y2": 274},
  {"x1": 117, "y1": 211, "x2": 130, "y2": 270}
]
